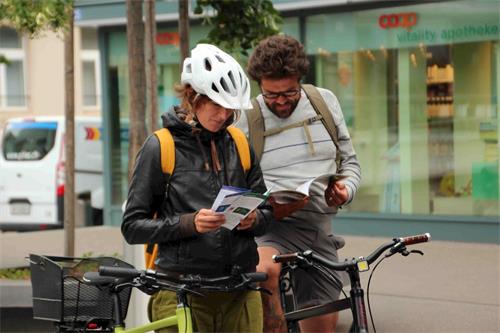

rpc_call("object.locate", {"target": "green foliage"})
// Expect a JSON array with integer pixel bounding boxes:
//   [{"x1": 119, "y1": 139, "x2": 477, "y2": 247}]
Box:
[
  {"x1": 0, "y1": 0, "x2": 73, "y2": 36},
  {"x1": 0, "y1": 267, "x2": 30, "y2": 280},
  {"x1": 194, "y1": 0, "x2": 282, "y2": 56},
  {"x1": 81, "y1": 251, "x2": 123, "y2": 260},
  {"x1": 0, "y1": 54, "x2": 9, "y2": 64}
]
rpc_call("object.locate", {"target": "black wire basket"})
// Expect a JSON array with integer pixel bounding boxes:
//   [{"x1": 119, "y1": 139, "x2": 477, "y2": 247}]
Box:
[{"x1": 29, "y1": 254, "x2": 133, "y2": 325}]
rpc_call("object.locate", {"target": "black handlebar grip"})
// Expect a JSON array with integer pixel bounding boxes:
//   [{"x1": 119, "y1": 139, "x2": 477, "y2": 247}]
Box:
[
  {"x1": 99, "y1": 266, "x2": 142, "y2": 278},
  {"x1": 399, "y1": 233, "x2": 431, "y2": 246},
  {"x1": 246, "y1": 272, "x2": 268, "y2": 282},
  {"x1": 272, "y1": 253, "x2": 299, "y2": 263}
]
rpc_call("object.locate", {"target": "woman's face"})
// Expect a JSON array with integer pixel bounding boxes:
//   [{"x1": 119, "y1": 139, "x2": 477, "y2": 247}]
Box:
[{"x1": 194, "y1": 99, "x2": 234, "y2": 132}]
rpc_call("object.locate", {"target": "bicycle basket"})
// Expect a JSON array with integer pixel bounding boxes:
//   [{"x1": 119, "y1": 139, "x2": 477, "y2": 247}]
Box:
[{"x1": 29, "y1": 254, "x2": 133, "y2": 323}]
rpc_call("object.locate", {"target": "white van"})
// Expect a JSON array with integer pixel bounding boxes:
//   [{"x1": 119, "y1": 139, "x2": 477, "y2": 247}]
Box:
[{"x1": 0, "y1": 116, "x2": 104, "y2": 230}]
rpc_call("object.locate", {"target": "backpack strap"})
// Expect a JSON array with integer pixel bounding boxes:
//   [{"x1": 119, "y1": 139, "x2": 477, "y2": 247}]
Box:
[
  {"x1": 154, "y1": 128, "x2": 175, "y2": 175},
  {"x1": 246, "y1": 99, "x2": 265, "y2": 160},
  {"x1": 145, "y1": 128, "x2": 175, "y2": 270},
  {"x1": 227, "y1": 126, "x2": 251, "y2": 173},
  {"x1": 301, "y1": 84, "x2": 341, "y2": 170}
]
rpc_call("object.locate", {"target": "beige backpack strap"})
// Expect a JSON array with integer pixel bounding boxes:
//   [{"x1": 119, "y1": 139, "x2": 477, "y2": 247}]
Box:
[
  {"x1": 301, "y1": 84, "x2": 341, "y2": 170},
  {"x1": 263, "y1": 115, "x2": 323, "y2": 156},
  {"x1": 263, "y1": 115, "x2": 322, "y2": 137},
  {"x1": 246, "y1": 99, "x2": 265, "y2": 160}
]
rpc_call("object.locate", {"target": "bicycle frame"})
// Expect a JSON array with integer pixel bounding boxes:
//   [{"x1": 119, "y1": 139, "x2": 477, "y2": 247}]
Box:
[
  {"x1": 109, "y1": 289, "x2": 193, "y2": 333},
  {"x1": 346, "y1": 266, "x2": 368, "y2": 333},
  {"x1": 113, "y1": 307, "x2": 192, "y2": 333}
]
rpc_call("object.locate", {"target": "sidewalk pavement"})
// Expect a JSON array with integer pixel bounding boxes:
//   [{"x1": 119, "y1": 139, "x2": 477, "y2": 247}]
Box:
[
  {"x1": 0, "y1": 228, "x2": 499, "y2": 332},
  {"x1": 336, "y1": 235, "x2": 500, "y2": 333}
]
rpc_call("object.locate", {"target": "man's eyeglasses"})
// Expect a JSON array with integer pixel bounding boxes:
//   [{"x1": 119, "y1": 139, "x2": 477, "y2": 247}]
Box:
[{"x1": 261, "y1": 89, "x2": 300, "y2": 100}]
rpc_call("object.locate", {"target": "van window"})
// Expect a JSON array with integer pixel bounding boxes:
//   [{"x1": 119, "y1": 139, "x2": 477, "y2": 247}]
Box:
[{"x1": 2, "y1": 122, "x2": 57, "y2": 160}]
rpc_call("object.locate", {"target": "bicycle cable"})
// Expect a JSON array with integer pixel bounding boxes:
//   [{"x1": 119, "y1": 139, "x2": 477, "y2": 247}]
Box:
[
  {"x1": 184, "y1": 291, "x2": 191, "y2": 333},
  {"x1": 312, "y1": 263, "x2": 349, "y2": 299},
  {"x1": 366, "y1": 255, "x2": 388, "y2": 333}
]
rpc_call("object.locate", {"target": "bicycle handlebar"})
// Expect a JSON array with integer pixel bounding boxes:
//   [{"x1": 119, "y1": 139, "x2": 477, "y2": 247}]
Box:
[
  {"x1": 99, "y1": 266, "x2": 142, "y2": 278},
  {"x1": 272, "y1": 233, "x2": 431, "y2": 271},
  {"x1": 397, "y1": 233, "x2": 431, "y2": 246},
  {"x1": 98, "y1": 266, "x2": 267, "y2": 291}
]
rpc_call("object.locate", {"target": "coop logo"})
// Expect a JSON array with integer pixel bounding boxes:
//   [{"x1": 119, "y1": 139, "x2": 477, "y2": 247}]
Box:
[
  {"x1": 84, "y1": 127, "x2": 101, "y2": 141},
  {"x1": 378, "y1": 12, "x2": 417, "y2": 30}
]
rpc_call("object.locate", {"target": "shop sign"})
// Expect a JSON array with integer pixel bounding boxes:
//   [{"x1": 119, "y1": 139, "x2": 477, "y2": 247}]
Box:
[
  {"x1": 307, "y1": 1, "x2": 500, "y2": 54},
  {"x1": 379, "y1": 12, "x2": 417, "y2": 30},
  {"x1": 156, "y1": 32, "x2": 180, "y2": 46}
]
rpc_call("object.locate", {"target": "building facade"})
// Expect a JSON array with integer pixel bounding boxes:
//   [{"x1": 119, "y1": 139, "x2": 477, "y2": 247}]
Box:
[
  {"x1": 0, "y1": 26, "x2": 102, "y2": 126},
  {"x1": 74, "y1": 0, "x2": 499, "y2": 243}
]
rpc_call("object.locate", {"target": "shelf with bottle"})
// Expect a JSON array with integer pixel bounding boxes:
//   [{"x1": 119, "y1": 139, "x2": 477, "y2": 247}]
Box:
[
  {"x1": 426, "y1": 64, "x2": 454, "y2": 118},
  {"x1": 426, "y1": 64, "x2": 454, "y2": 84},
  {"x1": 427, "y1": 102, "x2": 454, "y2": 118}
]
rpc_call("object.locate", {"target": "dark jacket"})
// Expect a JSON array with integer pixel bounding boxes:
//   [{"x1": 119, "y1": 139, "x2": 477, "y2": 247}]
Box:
[{"x1": 122, "y1": 108, "x2": 272, "y2": 276}]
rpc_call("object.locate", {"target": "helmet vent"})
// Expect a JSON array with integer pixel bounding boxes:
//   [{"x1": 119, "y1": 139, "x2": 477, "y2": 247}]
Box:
[
  {"x1": 215, "y1": 54, "x2": 225, "y2": 63},
  {"x1": 227, "y1": 71, "x2": 237, "y2": 90},
  {"x1": 204, "y1": 58, "x2": 212, "y2": 71},
  {"x1": 220, "y1": 78, "x2": 230, "y2": 93},
  {"x1": 211, "y1": 83, "x2": 219, "y2": 93},
  {"x1": 185, "y1": 63, "x2": 192, "y2": 73}
]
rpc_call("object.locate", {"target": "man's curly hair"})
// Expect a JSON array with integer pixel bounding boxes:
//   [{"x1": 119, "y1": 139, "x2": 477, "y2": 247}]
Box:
[{"x1": 247, "y1": 35, "x2": 309, "y2": 82}]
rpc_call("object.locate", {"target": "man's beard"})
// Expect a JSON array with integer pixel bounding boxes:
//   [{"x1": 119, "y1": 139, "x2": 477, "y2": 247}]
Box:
[{"x1": 265, "y1": 98, "x2": 300, "y2": 119}]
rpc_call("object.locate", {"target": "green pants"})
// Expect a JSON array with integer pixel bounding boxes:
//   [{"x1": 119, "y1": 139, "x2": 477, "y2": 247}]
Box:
[{"x1": 149, "y1": 289, "x2": 263, "y2": 333}]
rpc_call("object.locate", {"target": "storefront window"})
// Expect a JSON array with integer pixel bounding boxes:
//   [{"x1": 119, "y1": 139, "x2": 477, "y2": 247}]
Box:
[{"x1": 307, "y1": 1, "x2": 499, "y2": 218}]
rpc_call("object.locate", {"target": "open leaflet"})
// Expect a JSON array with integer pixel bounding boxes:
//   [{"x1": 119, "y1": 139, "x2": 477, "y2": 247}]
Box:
[
  {"x1": 211, "y1": 186, "x2": 268, "y2": 230},
  {"x1": 269, "y1": 173, "x2": 348, "y2": 205}
]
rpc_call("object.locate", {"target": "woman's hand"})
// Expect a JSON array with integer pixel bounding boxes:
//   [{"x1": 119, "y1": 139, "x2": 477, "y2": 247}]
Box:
[
  {"x1": 194, "y1": 209, "x2": 226, "y2": 233},
  {"x1": 237, "y1": 210, "x2": 257, "y2": 230},
  {"x1": 325, "y1": 181, "x2": 348, "y2": 207}
]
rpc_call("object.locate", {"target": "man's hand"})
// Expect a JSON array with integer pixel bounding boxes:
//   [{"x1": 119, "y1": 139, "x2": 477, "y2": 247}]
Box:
[
  {"x1": 269, "y1": 195, "x2": 309, "y2": 221},
  {"x1": 194, "y1": 209, "x2": 225, "y2": 233},
  {"x1": 325, "y1": 181, "x2": 348, "y2": 207},
  {"x1": 237, "y1": 210, "x2": 257, "y2": 230}
]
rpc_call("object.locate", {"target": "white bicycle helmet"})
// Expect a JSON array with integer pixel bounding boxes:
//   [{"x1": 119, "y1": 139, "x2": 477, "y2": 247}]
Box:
[{"x1": 181, "y1": 44, "x2": 252, "y2": 110}]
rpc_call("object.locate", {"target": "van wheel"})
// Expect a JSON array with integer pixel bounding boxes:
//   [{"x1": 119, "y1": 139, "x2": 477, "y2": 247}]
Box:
[{"x1": 91, "y1": 208, "x2": 103, "y2": 226}]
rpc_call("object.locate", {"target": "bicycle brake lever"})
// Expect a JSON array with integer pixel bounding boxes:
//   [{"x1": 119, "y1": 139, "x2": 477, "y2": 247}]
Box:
[
  {"x1": 135, "y1": 281, "x2": 159, "y2": 295},
  {"x1": 181, "y1": 286, "x2": 204, "y2": 297},
  {"x1": 410, "y1": 249, "x2": 424, "y2": 256},
  {"x1": 251, "y1": 286, "x2": 272, "y2": 295}
]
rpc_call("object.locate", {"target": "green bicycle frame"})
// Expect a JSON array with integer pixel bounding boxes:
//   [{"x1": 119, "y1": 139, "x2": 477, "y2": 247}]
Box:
[{"x1": 114, "y1": 306, "x2": 193, "y2": 333}]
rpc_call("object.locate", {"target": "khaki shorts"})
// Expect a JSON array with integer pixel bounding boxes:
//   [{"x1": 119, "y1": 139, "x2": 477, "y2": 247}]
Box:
[
  {"x1": 257, "y1": 221, "x2": 347, "y2": 309},
  {"x1": 149, "y1": 289, "x2": 262, "y2": 333}
]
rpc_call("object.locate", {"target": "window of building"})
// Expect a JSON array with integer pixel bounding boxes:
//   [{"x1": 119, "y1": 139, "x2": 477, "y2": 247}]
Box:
[
  {"x1": 0, "y1": 27, "x2": 26, "y2": 108},
  {"x1": 80, "y1": 28, "x2": 100, "y2": 108}
]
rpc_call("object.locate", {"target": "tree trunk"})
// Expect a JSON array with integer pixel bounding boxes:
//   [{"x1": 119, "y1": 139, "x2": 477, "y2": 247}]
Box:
[
  {"x1": 179, "y1": 0, "x2": 190, "y2": 68},
  {"x1": 126, "y1": 0, "x2": 147, "y2": 181},
  {"x1": 145, "y1": 0, "x2": 158, "y2": 133},
  {"x1": 64, "y1": 5, "x2": 75, "y2": 257}
]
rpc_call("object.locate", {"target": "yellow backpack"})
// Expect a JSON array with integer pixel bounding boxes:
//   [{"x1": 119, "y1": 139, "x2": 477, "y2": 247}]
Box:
[{"x1": 144, "y1": 125, "x2": 251, "y2": 270}]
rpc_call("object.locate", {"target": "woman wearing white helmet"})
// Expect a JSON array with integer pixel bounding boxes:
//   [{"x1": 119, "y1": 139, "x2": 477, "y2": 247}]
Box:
[{"x1": 122, "y1": 44, "x2": 272, "y2": 332}]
